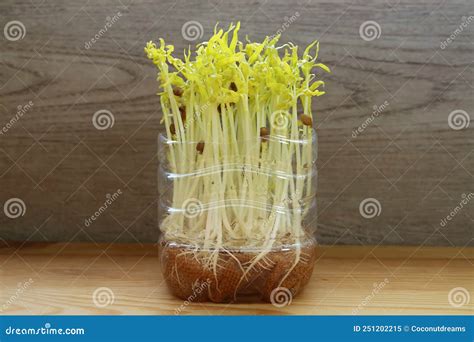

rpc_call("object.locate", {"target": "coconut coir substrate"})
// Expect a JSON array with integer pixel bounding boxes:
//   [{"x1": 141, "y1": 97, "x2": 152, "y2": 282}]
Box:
[{"x1": 160, "y1": 240, "x2": 316, "y2": 303}]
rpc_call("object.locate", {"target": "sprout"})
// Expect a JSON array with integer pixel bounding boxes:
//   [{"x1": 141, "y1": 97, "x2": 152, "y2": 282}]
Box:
[{"x1": 146, "y1": 23, "x2": 329, "y2": 281}]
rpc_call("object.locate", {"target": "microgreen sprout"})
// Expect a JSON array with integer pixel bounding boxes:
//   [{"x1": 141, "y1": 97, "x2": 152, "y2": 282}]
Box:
[{"x1": 146, "y1": 22, "x2": 329, "y2": 281}]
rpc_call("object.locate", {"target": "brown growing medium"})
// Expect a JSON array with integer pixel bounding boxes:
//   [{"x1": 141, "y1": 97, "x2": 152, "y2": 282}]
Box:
[{"x1": 160, "y1": 239, "x2": 317, "y2": 303}]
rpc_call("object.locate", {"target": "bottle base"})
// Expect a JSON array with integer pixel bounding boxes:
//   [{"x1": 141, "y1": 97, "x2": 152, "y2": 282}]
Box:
[{"x1": 160, "y1": 238, "x2": 317, "y2": 303}]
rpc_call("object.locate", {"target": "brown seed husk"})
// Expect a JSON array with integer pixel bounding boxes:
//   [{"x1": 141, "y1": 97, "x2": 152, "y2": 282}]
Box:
[
  {"x1": 300, "y1": 114, "x2": 312, "y2": 127},
  {"x1": 196, "y1": 141, "x2": 205, "y2": 154},
  {"x1": 260, "y1": 127, "x2": 269, "y2": 141},
  {"x1": 160, "y1": 239, "x2": 316, "y2": 303},
  {"x1": 173, "y1": 87, "x2": 183, "y2": 97}
]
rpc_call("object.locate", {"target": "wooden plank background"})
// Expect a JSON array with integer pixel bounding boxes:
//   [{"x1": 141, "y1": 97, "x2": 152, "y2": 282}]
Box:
[{"x1": 0, "y1": 0, "x2": 472, "y2": 246}]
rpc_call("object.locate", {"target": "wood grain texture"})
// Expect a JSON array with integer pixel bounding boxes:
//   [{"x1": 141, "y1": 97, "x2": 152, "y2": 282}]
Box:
[
  {"x1": 0, "y1": 243, "x2": 473, "y2": 315},
  {"x1": 0, "y1": 0, "x2": 473, "y2": 245}
]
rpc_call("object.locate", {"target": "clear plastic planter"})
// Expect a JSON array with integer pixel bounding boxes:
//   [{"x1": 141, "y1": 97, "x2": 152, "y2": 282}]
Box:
[{"x1": 158, "y1": 131, "x2": 317, "y2": 303}]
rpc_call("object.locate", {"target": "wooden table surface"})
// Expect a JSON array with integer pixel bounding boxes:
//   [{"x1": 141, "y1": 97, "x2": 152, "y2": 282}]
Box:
[{"x1": 0, "y1": 243, "x2": 472, "y2": 315}]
